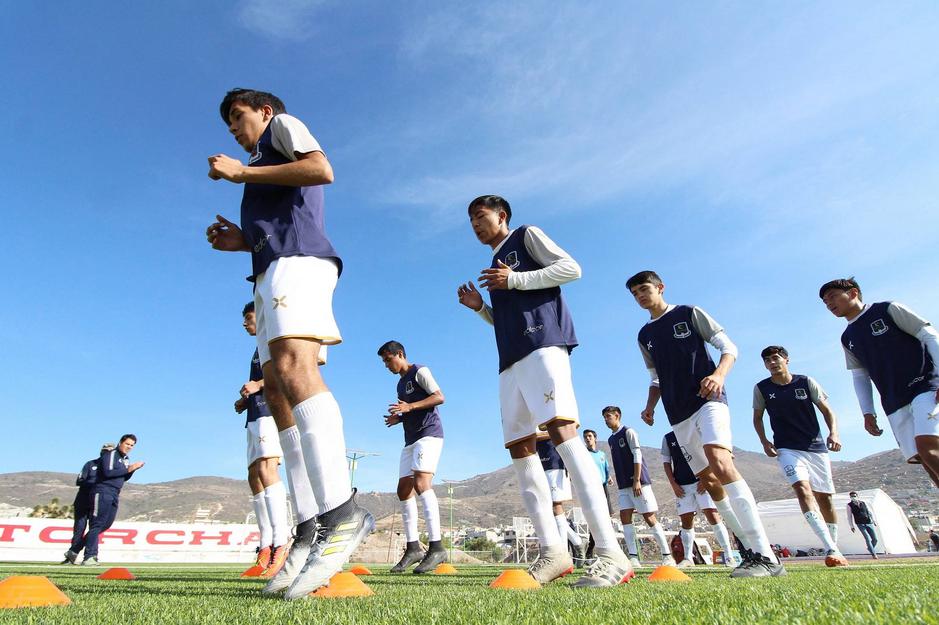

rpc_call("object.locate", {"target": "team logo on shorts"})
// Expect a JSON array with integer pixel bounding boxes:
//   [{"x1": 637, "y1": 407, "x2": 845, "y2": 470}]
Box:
[
  {"x1": 673, "y1": 322, "x2": 691, "y2": 339},
  {"x1": 273, "y1": 296, "x2": 287, "y2": 309},
  {"x1": 543, "y1": 390, "x2": 555, "y2": 404},
  {"x1": 784, "y1": 464, "x2": 796, "y2": 477},
  {"x1": 504, "y1": 251, "x2": 520, "y2": 269},
  {"x1": 405, "y1": 381, "x2": 414, "y2": 394},
  {"x1": 870, "y1": 319, "x2": 888, "y2": 336},
  {"x1": 794, "y1": 388, "x2": 808, "y2": 400}
]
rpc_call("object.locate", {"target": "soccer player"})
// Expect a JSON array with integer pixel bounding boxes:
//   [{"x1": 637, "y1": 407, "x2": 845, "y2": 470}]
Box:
[
  {"x1": 377, "y1": 340, "x2": 448, "y2": 574},
  {"x1": 626, "y1": 270, "x2": 785, "y2": 577},
  {"x1": 62, "y1": 443, "x2": 112, "y2": 565},
  {"x1": 752, "y1": 345, "x2": 848, "y2": 567},
  {"x1": 536, "y1": 433, "x2": 586, "y2": 564},
  {"x1": 234, "y1": 302, "x2": 290, "y2": 577},
  {"x1": 661, "y1": 431, "x2": 737, "y2": 567},
  {"x1": 457, "y1": 195, "x2": 632, "y2": 588},
  {"x1": 206, "y1": 89, "x2": 373, "y2": 599},
  {"x1": 846, "y1": 491, "x2": 879, "y2": 558},
  {"x1": 601, "y1": 406, "x2": 675, "y2": 568},
  {"x1": 582, "y1": 429, "x2": 613, "y2": 560},
  {"x1": 80, "y1": 435, "x2": 144, "y2": 565},
  {"x1": 819, "y1": 278, "x2": 939, "y2": 488}
]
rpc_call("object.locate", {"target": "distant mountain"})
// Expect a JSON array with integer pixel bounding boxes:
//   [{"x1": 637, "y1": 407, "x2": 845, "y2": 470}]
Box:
[{"x1": 1, "y1": 447, "x2": 934, "y2": 527}]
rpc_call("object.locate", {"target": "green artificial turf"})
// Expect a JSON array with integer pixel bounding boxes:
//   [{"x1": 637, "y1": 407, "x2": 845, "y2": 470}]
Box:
[{"x1": 0, "y1": 560, "x2": 936, "y2": 625}]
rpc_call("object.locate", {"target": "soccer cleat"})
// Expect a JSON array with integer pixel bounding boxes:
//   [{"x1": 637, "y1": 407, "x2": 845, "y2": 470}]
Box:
[
  {"x1": 390, "y1": 547, "x2": 424, "y2": 573},
  {"x1": 676, "y1": 558, "x2": 695, "y2": 568},
  {"x1": 824, "y1": 550, "x2": 848, "y2": 567},
  {"x1": 628, "y1": 555, "x2": 641, "y2": 569},
  {"x1": 255, "y1": 545, "x2": 273, "y2": 570},
  {"x1": 723, "y1": 552, "x2": 740, "y2": 567},
  {"x1": 261, "y1": 544, "x2": 290, "y2": 578},
  {"x1": 662, "y1": 554, "x2": 677, "y2": 567},
  {"x1": 572, "y1": 547, "x2": 635, "y2": 588},
  {"x1": 284, "y1": 492, "x2": 375, "y2": 600},
  {"x1": 413, "y1": 547, "x2": 449, "y2": 574},
  {"x1": 81, "y1": 556, "x2": 98, "y2": 566},
  {"x1": 61, "y1": 550, "x2": 78, "y2": 565},
  {"x1": 571, "y1": 543, "x2": 587, "y2": 567},
  {"x1": 729, "y1": 552, "x2": 786, "y2": 578},
  {"x1": 263, "y1": 518, "x2": 317, "y2": 594},
  {"x1": 526, "y1": 544, "x2": 575, "y2": 584}
]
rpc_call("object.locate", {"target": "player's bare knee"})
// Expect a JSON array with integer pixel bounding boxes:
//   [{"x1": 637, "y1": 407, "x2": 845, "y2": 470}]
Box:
[
  {"x1": 508, "y1": 437, "x2": 537, "y2": 459},
  {"x1": 643, "y1": 512, "x2": 658, "y2": 526},
  {"x1": 397, "y1": 477, "x2": 415, "y2": 500},
  {"x1": 619, "y1": 510, "x2": 634, "y2": 524},
  {"x1": 413, "y1": 472, "x2": 433, "y2": 494},
  {"x1": 547, "y1": 421, "x2": 578, "y2": 445},
  {"x1": 680, "y1": 513, "x2": 695, "y2": 529},
  {"x1": 702, "y1": 509, "x2": 719, "y2": 525}
]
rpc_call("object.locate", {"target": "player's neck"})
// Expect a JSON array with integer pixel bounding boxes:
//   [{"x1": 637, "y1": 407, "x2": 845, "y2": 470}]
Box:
[
  {"x1": 398, "y1": 362, "x2": 412, "y2": 378},
  {"x1": 770, "y1": 371, "x2": 793, "y2": 385},
  {"x1": 844, "y1": 302, "x2": 866, "y2": 322},
  {"x1": 488, "y1": 229, "x2": 510, "y2": 250},
  {"x1": 648, "y1": 300, "x2": 669, "y2": 319}
]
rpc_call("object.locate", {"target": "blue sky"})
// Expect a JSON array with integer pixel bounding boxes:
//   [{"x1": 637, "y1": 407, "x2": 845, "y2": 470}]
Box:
[{"x1": 4, "y1": 2, "x2": 939, "y2": 494}]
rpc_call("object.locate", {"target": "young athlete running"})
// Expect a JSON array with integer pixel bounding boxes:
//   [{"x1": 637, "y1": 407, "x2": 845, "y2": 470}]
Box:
[
  {"x1": 626, "y1": 270, "x2": 785, "y2": 577},
  {"x1": 206, "y1": 89, "x2": 373, "y2": 599},
  {"x1": 457, "y1": 195, "x2": 632, "y2": 588},
  {"x1": 235, "y1": 302, "x2": 290, "y2": 577},
  {"x1": 601, "y1": 406, "x2": 674, "y2": 568},
  {"x1": 377, "y1": 340, "x2": 448, "y2": 574},
  {"x1": 820, "y1": 278, "x2": 939, "y2": 488},
  {"x1": 752, "y1": 345, "x2": 848, "y2": 567},
  {"x1": 661, "y1": 431, "x2": 737, "y2": 567}
]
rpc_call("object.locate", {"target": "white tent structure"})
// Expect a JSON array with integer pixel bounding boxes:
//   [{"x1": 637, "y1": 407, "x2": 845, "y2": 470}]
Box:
[{"x1": 758, "y1": 489, "x2": 917, "y2": 555}]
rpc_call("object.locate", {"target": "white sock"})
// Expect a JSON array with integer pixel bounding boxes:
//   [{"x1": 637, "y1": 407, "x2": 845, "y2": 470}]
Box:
[
  {"x1": 724, "y1": 480, "x2": 777, "y2": 563},
  {"x1": 680, "y1": 528, "x2": 695, "y2": 560},
  {"x1": 252, "y1": 493, "x2": 272, "y2": 547},
  {"x1": 711, "y1": 522, "x2": 733, "y2": 557},
  {"x1": 622, "y1": 522, "x2": 637, "y2": 556},
  {"x1": 804, "y1": 510, "x2": 838, "y2": 552},
  {"x1": 293, "y1": 393, "x2": 353, "y2": 514},
  {"x1": 264, "y1": 481, "x2": 290, "y2": 547},
  {"x1": 554, "y1": 513, "x2": 581, "y2": 548},
  {"x1": 713, "y1": 495, "x2": 749, "y2": 552},
  {"x1": 650, "y1": 522, "x2": 671, "y2": 556},
  {"x1": 555, "y1": 438, "x2": 620, "y2": 550},
  {"x1": 827, "y1": 522, "x2": 839, "y2": 544},
  {"x1": 512, "y1": 455, "x2": 562, "y2": 548},
  {"x1": 278, "y1": 426, "x2": 318, "y2": 524},
  {"x1": 419, "y1": 490, "x2": 442, "y2": 542},
  {"x1": 401, "y1": 497, "x2": 419, "y2": 543},
  {"x1": 565, "y1": 518, "x2": 583, "y2": 547}
]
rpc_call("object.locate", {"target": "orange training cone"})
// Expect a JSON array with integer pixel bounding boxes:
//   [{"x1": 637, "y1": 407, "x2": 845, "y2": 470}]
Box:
[
  {"x1": 349, "y1": 565, "x2": 373, "y2": 576},
  {"x1": 489, "y1": 569, "x2": 541, "y2": 590},
  {"x1": 648, "y1": 565, "x2": 692, "y2": 582},
  {"x1": 97, "y1": 567, "x2": 135, "y2": 580},
  {"x1": 311, "y1": 572, "x2": 374, "y2": 598},
  {"x1": 0, "y1": 576, "x2": 71, "y2": 609},
  {"x1": 241, "y1": 565, "x2": 265, "y2": 578},
  {"x1": 434, "y1": 563, "x2": 458, "y2": 575}
]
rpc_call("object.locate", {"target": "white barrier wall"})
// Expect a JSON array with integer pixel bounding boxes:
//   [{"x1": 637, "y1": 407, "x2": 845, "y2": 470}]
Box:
[{"x1": 0, "y1": 518, "x2": 260, "y2": 563}]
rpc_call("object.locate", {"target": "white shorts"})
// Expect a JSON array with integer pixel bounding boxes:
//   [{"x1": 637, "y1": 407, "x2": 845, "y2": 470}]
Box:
[
  {"x1": 776, "y1": 448, "x2": 835, "y2": 493},
  {"x1": 499, "y1": 347, "x2": 579, "y2": 447},
  {"x1": 618, "y1": 484, "x2": 658, "y2": 514},
  {"x1": 247, "y1": 416, "x2": 283, "y2": 466},
  {"x1": 676, "y1": 487, "x2": 716, "y2": 515},
  {"x1": 672, "y1": 401, "x2": 733, "y2": 475},
  {"x1": 887, "y1": 391, "x2": 939, "y2": 461},
  {"x1": 545, "y1": 469, "x2": 572, "y2": 503},
  {"x1": 254, "y1": 255, "x2": 341, "y2": 365},
  {"x1": 398, "y1": 436, "x2": 444, "y2": 479}
]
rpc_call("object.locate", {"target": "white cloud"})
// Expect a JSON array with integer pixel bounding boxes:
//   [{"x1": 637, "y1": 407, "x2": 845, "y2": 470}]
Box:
[{"x1": 236, "y1": 0, "x2": 327, "y2": 41}]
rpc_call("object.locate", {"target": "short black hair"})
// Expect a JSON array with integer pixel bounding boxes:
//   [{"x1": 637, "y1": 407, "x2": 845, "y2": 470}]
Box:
[
  {"x1": 582, "y1": 429, "x2": 597, "y2": 438},
  {"x1": 601, "y1": 405, "x2": 621, "y2": 417},
  {"x1": 761, "y1": 345, "x2": 789, "y2": 360},
  {"x1": 219, "y1": 88, "x2": 286, "y2": 124},
  {"x1": 626, "y1": 270, "x2": 663, "y2": 290},
  {"x1": 849, "y1": 491, "x2": 858, "y2": 496},
  {"x1": 467, "y1": 195, "x2": 512, "y2": 225},
  {"x1": 242, "y1": 301, "x2": 255, "y2": 317},
  {"x1": 119, "y1": 434, "x2": 137, "y2": 444},
  {"x1": 377, "y1": 340, "x2": 406, "y2": 358},
  {"x1": 819, "y1": 277, "x2": 861, "y2": 300}
]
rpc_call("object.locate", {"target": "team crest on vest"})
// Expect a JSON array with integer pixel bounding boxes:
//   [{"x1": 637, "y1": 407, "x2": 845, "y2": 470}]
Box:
[
  {"x1": 248, "y1": 148, "x2": 262, "y2": 164},
  {"x1": 405, "y1": 381, "x2": 414, "y2": 394},
  {"x1": 504, "y1": 251, "x2": 520, "y2": 269},
  {"x1": 870, "y1": 319, "x2": 888, "y2": 335},
  {"x1": 673, "y1": 322, "x2": 691, "y2": 339},
  {"x1": 794, "y1": 388, "x2": 808, "y2": 400},
  {"x1": 618, "y1": 438, "x2": 626, "y2": 448}
]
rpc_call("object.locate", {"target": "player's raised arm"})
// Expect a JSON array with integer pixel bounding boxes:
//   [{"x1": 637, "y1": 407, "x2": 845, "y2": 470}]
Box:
[{"x1": 512, "y1": 225, "x2": 581, "y2": 290}]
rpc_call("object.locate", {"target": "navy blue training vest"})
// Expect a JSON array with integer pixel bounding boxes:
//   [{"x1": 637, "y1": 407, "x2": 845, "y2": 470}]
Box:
[
  {"x1": 537, "y1": 438, "x2": 565, "y2": 472},
  {"x1": 757, "y1": 375, "x2": 826, "y2": 453},
  {"x1": 609, "y1": 427, "x2": 651, "y2": 488},
  {"x1": 664, "y1": 431, "x2": 698, "y2": 486},
  {"x1": 396, "y1": 364, "x2": 444, "y2": 446},
  {"x1": 245, "y1": 349, "x2": 271, "y2": 426}
]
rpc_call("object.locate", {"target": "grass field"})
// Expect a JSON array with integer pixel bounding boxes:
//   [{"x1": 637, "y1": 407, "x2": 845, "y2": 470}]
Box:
[{"x1": 1, "y1": 560, "x2": 936, "y2": 625}]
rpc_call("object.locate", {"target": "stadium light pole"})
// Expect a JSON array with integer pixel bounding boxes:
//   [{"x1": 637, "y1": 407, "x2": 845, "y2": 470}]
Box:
[
  {"x1": 346, "y1": 449, "x2": 380, "y2": 489},
  {"x1": 444, "y1": 479, "x2": 461, "y2": 561}
]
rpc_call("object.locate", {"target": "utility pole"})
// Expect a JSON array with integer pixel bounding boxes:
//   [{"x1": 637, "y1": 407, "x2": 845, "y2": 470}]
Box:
[
  {"x1": 444, "y1": 479, "x2": 459, "y2": 561},
  {"x1": 346, "y1": 449, "x2": 380, "y2": 489}
]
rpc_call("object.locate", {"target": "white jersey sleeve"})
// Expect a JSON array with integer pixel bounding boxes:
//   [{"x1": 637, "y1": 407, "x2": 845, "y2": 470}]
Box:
[
  {"x1": 888, "y1": 302, "x2": 931, "y2": 337},
  {"x1": 806, "y1": 376, "x2": 828, "y2": 406},
  {"x1": 415, "y1": 366, "x2": 441, "y2": 394},
  {"x1": 625, "y1": 428, "x2": 642, "y2": 464},
  {"x1": 753, "y1": 384, "x2": 766, "y2": 411},
  {"x1": 475, "y1": 302, "x2": 494, "y2": 326},
  {"x1": 506, "y1": 226, "x2": 582, "y2": 290},
  {"x1": 638, "y1": 341, "x2": 660, "y2": 387},
  {"x1": 691, "y1": 307, "x2": 738, "y2": 358},
  {"x1": 660, "y1": 435, "x2": 671, "y2": 462},
  {"x1": 851, "y1": 368, "x2": 877, "y2": 415},
  {"x1": 269, "y1": 114, "x2": 324, "y2": 160},
  {"x1": 843, "y1": 343, "x2": 864, "y2": 370}
]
